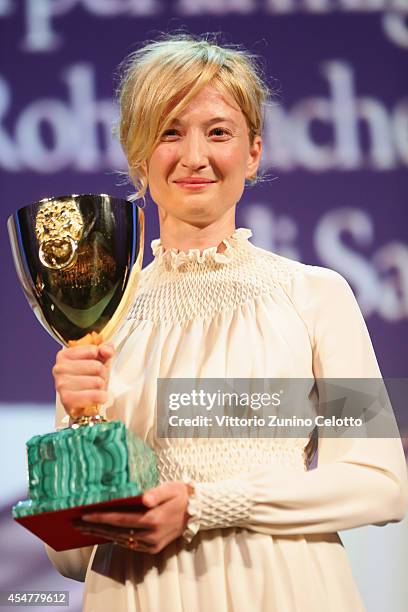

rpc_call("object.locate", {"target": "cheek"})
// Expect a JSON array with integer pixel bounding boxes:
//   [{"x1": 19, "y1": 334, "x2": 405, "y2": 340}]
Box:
[
  {"x1": 216, "y1": 144, "x2": 249, "y2": 177},
  {"x1": 148, "y1": 148, "x2": 176, "y2": 182}
]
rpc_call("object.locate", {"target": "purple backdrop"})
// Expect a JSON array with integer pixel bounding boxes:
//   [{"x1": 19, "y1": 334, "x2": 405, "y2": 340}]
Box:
[
  {"x1": 1, "y1": 3, "x2": 407, "y2": 609},
  {"x1": 2, "y1": 6, "x2": 407, "y2": 403}
]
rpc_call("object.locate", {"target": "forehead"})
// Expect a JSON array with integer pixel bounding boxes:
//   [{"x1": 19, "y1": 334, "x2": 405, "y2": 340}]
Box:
[{"x1": 170, "y1": 85, "x2": 244, "y2": 124}]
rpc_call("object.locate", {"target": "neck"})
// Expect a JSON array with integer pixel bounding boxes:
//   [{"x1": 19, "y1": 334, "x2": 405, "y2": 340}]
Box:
[{"x1": 157, "y1": 210, "x2": 236, "y2": 254}]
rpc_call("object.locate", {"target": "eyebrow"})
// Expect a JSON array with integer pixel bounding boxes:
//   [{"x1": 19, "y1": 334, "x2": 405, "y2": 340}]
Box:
[{"x1": 170, "y1": 116, "x2": 237, "y2": 127}]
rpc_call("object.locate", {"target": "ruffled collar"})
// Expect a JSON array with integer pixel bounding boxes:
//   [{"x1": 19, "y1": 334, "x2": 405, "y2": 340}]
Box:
[{"x1": 151, "y1": 228, "x2": 253, "y2": 270}]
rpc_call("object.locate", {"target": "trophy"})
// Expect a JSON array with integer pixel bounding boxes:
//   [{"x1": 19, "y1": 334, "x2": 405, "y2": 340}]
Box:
[{"x1": 7, "y1": 194, "x2": 158, "y2": 551}]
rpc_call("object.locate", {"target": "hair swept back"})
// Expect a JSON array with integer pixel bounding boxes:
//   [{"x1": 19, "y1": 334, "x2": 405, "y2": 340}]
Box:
[{"x1": 114, "y1": 32, "x2": 272, "y2": 201}]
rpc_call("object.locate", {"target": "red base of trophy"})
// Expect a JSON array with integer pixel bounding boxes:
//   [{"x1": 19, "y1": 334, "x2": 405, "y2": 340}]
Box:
[{"x1": 15, "y1": 495, "x2": 145, "y2": 551}]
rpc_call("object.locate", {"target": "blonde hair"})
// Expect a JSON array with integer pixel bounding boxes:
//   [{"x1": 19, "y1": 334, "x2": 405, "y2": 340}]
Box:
[{"x1": 115, "y1": 32, "x2": 271, "y2": 201}]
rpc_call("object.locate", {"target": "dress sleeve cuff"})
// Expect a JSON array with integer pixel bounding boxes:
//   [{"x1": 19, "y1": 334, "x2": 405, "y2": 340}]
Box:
[
  {"x1": 183, "y1": 487, "x2": 202, "y2": 543},
  {"x1": 181, "y1": 478, "x2": 253, "y2": 543}
]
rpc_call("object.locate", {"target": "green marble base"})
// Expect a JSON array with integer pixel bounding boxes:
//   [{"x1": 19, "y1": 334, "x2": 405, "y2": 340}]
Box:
[{"x1": 13, "y1": 421, "x2": 158, "y2": 518}]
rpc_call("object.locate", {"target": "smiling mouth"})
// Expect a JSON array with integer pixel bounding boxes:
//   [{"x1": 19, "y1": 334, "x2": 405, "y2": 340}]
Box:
[{"x1": 174, "y1": 181, "x2": 216, "y2": 189}]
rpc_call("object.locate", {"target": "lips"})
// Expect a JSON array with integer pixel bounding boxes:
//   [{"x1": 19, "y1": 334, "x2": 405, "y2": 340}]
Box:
[{"x1": 173, "y1": 177, "x2": 216, "y2": 184}]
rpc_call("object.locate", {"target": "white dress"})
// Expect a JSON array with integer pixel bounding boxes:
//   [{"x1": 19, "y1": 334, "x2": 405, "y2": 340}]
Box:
[{"x1": 46, "y1": 228, "x2": 408, "y2": 612}]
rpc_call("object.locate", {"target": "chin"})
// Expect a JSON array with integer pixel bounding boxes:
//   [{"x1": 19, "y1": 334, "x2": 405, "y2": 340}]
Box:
[
  {"x1": 172, "y1": 200, "x2": 215, "y2": 217},
  {"x1": 179, "y1": 212, "x2": 214, "y2": 224},
  {"x1": 174, "y1": 207, "x2": 218, "y2": 225}
]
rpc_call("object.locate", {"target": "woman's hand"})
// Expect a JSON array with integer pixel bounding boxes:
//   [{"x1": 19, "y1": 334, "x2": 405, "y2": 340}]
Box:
[
  {"x1": 52, "y1": 343, "x2": 115, "y2": 418},
  {"x1": 75, "y1": 482, "x2": 193, "y2": 554}
]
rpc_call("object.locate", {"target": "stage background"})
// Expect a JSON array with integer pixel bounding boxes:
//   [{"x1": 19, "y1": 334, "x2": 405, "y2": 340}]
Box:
[{"x1": 1, "y1": 1, "x2": 407, "y2": 610}]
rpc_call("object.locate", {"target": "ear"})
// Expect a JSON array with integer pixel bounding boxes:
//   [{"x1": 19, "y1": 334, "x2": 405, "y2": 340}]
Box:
[{"x1": 245, "y1": 135, "x2": 262, "y2": 180}]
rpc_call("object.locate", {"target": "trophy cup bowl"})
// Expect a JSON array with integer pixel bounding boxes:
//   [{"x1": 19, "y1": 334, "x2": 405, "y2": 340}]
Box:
[{"x1": 7, "y1": 194, "x2": 158, "y2": 551}]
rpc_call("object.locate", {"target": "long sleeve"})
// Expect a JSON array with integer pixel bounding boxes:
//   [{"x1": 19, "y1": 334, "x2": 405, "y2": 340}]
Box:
[
  {"x1": 44, "y1": 543, "x2": 95, "y2": 582},
  {"x1": 183, "y1": 266, "x2": 408, "y2": 541},
  {"x1": 44, "y1": 393, "x2": 95, "y2": 582}
]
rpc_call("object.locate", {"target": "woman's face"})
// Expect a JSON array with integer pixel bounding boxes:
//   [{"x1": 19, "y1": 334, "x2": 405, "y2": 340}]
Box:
[{"x1": 145, "y1": 84, "x2": 262, "y2": 227}]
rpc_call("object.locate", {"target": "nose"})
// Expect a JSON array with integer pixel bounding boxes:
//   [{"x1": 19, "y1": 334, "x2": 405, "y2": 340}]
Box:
[{"x1": 179, "y1": 129, "x2": 209, "y2": 171}]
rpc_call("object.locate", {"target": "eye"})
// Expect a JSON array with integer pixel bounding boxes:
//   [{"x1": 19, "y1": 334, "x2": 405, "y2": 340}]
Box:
[
  {"x1": 209, "y1": 127, "x2": 231, "y2": 138},
  {"x1": 160, "y1": 129, "x2": 179, "y2": 140}
]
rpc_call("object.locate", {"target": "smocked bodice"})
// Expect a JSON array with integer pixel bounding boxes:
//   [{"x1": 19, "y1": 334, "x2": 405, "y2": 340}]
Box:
[
  {"x1": 127, "y1": 228, "x2": 301, "y2": 324},
  {"x1": 155, "y1": 438, "x2": 308, "y2": 486}
]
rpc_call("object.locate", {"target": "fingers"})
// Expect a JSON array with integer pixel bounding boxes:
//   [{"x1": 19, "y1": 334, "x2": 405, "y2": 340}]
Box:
[
  {"x1": 58, "y1": 389, "x2": 109, "y2": 411},
  {"x1": 76, "y1": 522, "x2": 151, "y2": 539},
  {"x1": 142, "y1": 482, "x2": 184, "y2": 508},
  {"x1": 75, "y1": 523, "x2": 155, "y2": 551},
  {"x1": 53, "y1": 360, "x2": 108, "y2": 379},
  {"x1": 56, "y1": 375, "x2": 107, "y2": 392},
  {"x1": 98, "y1": 342, "x2": 115, "y2": 363},
  {"x1": 56, "y1": 343, "x2": 115, "y2": 363},
  {"x1": 54, "y1": 359, "x2": 109, "y2": 391},
  {"x1": 57, "y1": 345, "x2": 101, "y2": 361},
  {"x1": 54, "y1": 357, "x2": 109, "y2": 382},
  {"x1": 81, "y1": 511, "x2": 155, "y2": 530}
]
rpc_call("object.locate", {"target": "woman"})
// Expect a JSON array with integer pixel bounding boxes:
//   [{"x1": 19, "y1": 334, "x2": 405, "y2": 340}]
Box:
[{"x1": 47, "y1": 34, "x2": 408, "y2": 611}]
